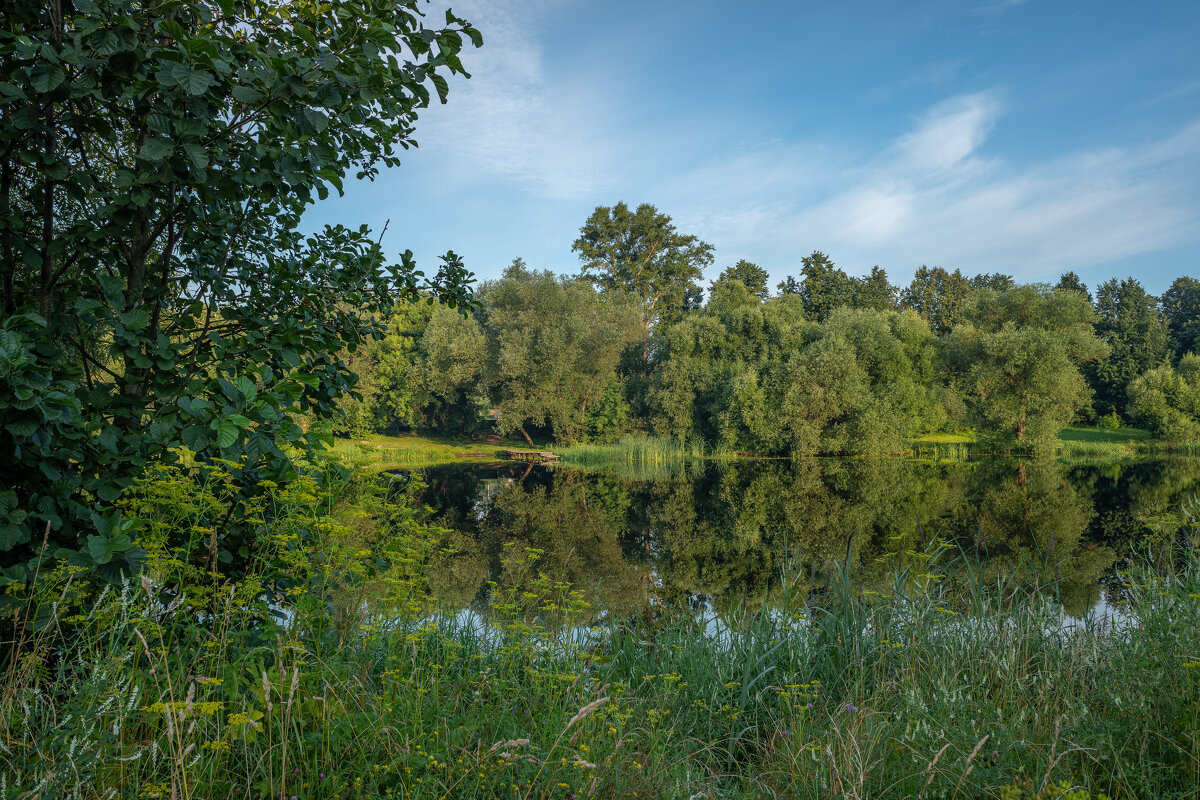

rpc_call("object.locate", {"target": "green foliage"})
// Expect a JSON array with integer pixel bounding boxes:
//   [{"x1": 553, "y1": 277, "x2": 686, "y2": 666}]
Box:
[
  {"x1": 1055, "y1": 271, "x2": 1092, "y2": 302},
  {"x1": 798, "y1": 251, "x2": 855, "y2": 321},
  {"x1": 647, "y1": 279, "x2": 810, "y2": 451},
  {"x1": 852, "y1": 265, "x2": 899, "y2": 311},
  {"x1": 371, "y1": 301, "x2": 437, "y2": 430},
  {"x1": 779, "y1": 308, "x2": 944, "y2": 455},
  {"x1": 414, "y1": 305, "x2": 488, "y2": 433},
  {"x1": 1089, "y1": 277, "x2": 1171, "y2": 416},
  {"x1": 944, "y1": 286, "x2": 1108, "y2": 452},
  {"x1": 480, "y1": 261, "x2": 644, "y2": 444},
  {"x1": 970, "y1": 272, "x2": 1016, "y2": 292},
  {"x1": 999, "y1": 778, "x2": 1111, "y2": 800},
  {"x1": 717, "y1": 258, "x2": 770, "y2": 299},
  {"x1": 1126, "y1": 354, "x2": 1200, "y2": 443},
  {"x1": 1162, "y1": 276, "x2": 1200, "y2": 361},
  {"x1": 572, "y1": 202, "x2": 714, "y2": 329},
  {"x1": 0, "y1": 0, "x2": 480, "y2": 584},
  {"x1": 901, "y1": 265, "x2": 974, "y2": 334}
]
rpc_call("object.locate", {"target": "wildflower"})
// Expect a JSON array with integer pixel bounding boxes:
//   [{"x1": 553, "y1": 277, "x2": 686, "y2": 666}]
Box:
[{"x1": 846, "y1": 703, "x2": 858, "y2": 712}]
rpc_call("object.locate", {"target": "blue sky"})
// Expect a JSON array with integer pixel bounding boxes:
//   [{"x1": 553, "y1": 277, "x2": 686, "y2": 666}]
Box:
[{"x1": 306, "y1": 0, "x2": 1200, "y2": 295}]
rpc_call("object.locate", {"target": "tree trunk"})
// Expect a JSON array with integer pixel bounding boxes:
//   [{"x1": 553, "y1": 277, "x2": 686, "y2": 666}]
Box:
[{"x1": 519, "y1": 425, "x2": 533, "y2": 446}]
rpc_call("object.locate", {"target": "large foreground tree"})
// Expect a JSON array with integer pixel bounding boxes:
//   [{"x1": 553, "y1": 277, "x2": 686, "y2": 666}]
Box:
[{"x1": 0, "y1": 0, "x2": 479, "y2": 585}]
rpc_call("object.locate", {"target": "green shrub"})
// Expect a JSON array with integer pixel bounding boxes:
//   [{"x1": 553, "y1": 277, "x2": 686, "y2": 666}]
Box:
[{"x1": 1000, "y1": 777, "x2": 1111, "y2": 800}]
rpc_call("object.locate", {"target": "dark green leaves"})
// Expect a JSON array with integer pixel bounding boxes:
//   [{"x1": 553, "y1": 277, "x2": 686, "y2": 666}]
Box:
[
  {"x1": 29, "y1": 64, "x2": 65, "y2": 92},
  {"x1": 0, "y1": 0, "x2": 481, "y2": 588}
]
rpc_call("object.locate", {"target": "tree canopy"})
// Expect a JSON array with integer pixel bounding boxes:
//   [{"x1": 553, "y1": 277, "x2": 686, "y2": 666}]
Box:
[
  {"x1": 943, "y1": 286, "x2": 1107, "y2": 451},
  {"x1": 572, "y1": 202, "x2": 714, "y2": 329},
  {"x1": 1089, "y1": 278, "x2": 1171, "y2": 416},
  {"x1": 0, "y1": 0, "x2": 479, "y2": 583}
]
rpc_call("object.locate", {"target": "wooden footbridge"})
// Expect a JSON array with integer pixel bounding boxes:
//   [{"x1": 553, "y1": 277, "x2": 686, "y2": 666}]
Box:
[{"x1": 500, "y1": 449, "x2": 559, "y2": 463}]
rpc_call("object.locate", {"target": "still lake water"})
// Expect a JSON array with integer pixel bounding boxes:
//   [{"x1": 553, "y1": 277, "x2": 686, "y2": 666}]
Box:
[{"x1": 401, "y1": 456, "x2": 1200, "y2": 619}]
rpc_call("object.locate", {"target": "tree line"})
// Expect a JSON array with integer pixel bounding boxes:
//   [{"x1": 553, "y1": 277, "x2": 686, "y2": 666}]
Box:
[{"x1": 338, "y1": 201, "x2": 1200, "y2": 453}]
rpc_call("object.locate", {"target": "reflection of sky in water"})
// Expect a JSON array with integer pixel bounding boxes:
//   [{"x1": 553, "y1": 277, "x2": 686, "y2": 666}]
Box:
[{"x1": 398, "y1": 457, "x2": 1200, "y2": 620}]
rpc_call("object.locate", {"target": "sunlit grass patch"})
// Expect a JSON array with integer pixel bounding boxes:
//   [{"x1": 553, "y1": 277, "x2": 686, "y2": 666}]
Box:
[
  {"x1": 913, "y1": 431, "x2": 976, "y2": 445},
  {"x1": 1059, "y1": 425, "x2": 1154, "y2": 445},
  {"x1": 326, "y1": 432, "x2": 504, "y2": 470}
]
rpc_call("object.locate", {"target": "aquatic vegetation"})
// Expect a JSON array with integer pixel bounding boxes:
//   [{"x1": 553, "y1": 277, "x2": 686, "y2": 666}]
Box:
[{"x1": 1, "y1": 465, "x2": 1198, "y2": 799}]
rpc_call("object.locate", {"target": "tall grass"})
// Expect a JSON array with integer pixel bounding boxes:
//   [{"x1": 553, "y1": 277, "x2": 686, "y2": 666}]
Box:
[
  {"x1": 558, "y1": 435, "x2": 705, "y2": 467},
  {"x1": 2, "y1": 470, "x2": 1198, "y2": 799}
]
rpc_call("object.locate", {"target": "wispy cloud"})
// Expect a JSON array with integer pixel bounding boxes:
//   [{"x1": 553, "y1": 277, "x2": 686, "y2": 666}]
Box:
[
  {"x1": 976, "y1": 0, "x2": 1029, "y2": 16},
  {"x1": 414, "y1": 0, "x2": 622, "y2": 199},
  {"x1": 862, "y1": 58, "x2": 968, "y2": 100},
  {"x1": 664, "y1": 92, "x2": 1200, "y2": 281}
]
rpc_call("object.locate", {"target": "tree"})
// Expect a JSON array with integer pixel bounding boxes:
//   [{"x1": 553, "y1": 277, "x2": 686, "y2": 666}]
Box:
[
  {"x1": 480, "y1": 261, "x2": 643, "y2": 445},
  {"x1": 943, "y1": 287, "x2": 1108, "y2": 452},
  {"x1": 797, "y1": 251, "x2": 854, "y2": 321},
  {"x1": 1089, "y1": 278, "x2": 1171, "y2": 416},
  {"x1": 572, "y1": 202, "x2": 714, "y2": 330},
  {"x1": 717, "y1": 259, "x2": 770, "y2": 299},
  {"x1": 413, "y1": 305, "x2": 487, "y2": 433},
  {"x1": 0, "y1": 0, "x2": 480, "y2": 585},
  {"x1": 851, "y1": 266, "x2": 898, "y2": 311},
  {"x1": 371, "y1": 301, "x2": 437, "y2": 431},
  {"x1": 777, "y1": 308, "x2": 942, "y2": 455},
  {"x1": 776, "y1": 275, "x2": 801, "y2": 296},
  {"x1": 1055, "y1": 272, "x2": 1092, "y2": 302},
  {"x1": 1161, "y1": 276, "x2": 1200, "y2": 360},
  {"x1": 1126, "y1": 354, "x2": 1200, "y2": 442},
  {"x1": 900, "y1": 266, "x2": 973, "y2": 334},
  {"x1": 647, "y1": 280, "x2": 809, "y2": 450},
  {"x1": 969, "y1": 273, "x2": 1015, "y2": 292}
]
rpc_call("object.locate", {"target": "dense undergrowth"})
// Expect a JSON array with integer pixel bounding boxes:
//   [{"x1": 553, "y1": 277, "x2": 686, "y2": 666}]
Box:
[{"x1": 2, "y1": 459, "x2": 1198, "y2": 799}]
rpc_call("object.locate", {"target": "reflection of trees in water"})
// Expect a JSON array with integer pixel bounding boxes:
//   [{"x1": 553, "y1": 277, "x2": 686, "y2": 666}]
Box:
[
  {"x1": 934, "y1": 459, "x2": 1115, "y2": 617},
  {"x1": 419, "y1": 465, "x2": 649, "y2": 617},
  {"x1": 413, "y1": 457, "x2": 1200, "y2": 617},
  {"x1": 1083, "y1": 458, "x2": 1200, "y2": 583}
]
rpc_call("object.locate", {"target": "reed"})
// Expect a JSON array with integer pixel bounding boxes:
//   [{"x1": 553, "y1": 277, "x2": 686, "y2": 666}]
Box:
[{"x1": 2, "y1": 471, "x2": 1196, "y2": 799}]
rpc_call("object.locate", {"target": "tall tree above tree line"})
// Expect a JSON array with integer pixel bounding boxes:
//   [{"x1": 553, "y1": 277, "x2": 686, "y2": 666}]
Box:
[
  {"x1": 900, "y1": 266, "x2": 973, "y2": 335},
  {"x1": 572, "y1": 202, "x2": 714, "y2": 330},
  {"x1": 1161, "y1": 276, "x2": 1200, "y2": 361},
  {"x1": 852, "y1": 266, "x2": 899, "y2": 311},
  {"x1": 718, "y1": 259, "x2": 770, "y2": 299},
  {"x1": 797, "y1": 251, "x2": 854, "y2": 321},
  {"x1": 1055, "y1": 271, "x2": 1092, "y2": 302},
  {"x1": 1088, "y1": 278, "x2": 1171, "y2": 417},
  {"x1": 0, "y1": 0, "x2": 480, "y2": 586}
]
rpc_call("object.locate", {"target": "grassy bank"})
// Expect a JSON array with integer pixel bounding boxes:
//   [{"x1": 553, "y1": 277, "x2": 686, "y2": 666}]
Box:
[
  {"x1": 329, "y1": 426, "x2": 1195, "y2": 474},
  {"x1": 3, "y1": 466, "x2": 1198, "y2": 798},
  {"x1": 327, "y1": 432, "x2": 506, "y2": 470}
]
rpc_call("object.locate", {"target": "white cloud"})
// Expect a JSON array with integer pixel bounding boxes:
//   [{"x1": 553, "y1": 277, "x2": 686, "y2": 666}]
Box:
[
  {"x1": 413, "y1": 0, "x2": 622, "y2": 199},
  {"x1": 976, "y1": 0, "x2": 1029, "y2": 16},
  {"x1": 890, "y1": 92, "x2": 1001, "y2": 175},
  {"x1": 657, "y1": 91, "x2": 1200, "y2": 283}
]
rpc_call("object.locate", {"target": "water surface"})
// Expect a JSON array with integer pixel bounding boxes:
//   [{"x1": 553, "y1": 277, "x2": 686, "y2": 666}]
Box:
[{"x1": 405, "y1": 456, "x2": 1200, "y2": 618}]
